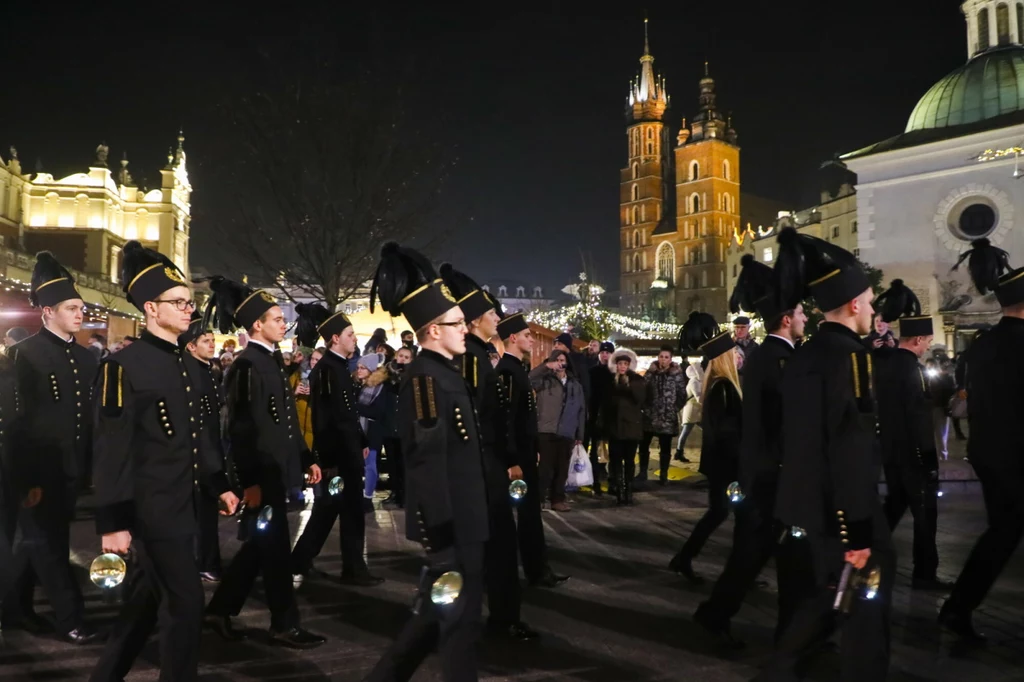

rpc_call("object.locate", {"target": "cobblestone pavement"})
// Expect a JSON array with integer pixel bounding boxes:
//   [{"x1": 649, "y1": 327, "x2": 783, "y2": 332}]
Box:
[{"x1": 2, "y1": 437, "x2": 1021, "y2": 681}]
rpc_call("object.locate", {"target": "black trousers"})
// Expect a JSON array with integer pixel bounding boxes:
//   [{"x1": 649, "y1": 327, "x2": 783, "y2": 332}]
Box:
[
  {"x1": 208, "y1": 498, "x2": 300, "y2": 632},
  {"x1": 484, "y1": 492, "x2": 522, "y2": 626},
  {"x1": 196, "y1": 488, "x2": 222, "y2": 575},
  {"x1": 882, "y1": 461, "x2": 938, "y2": 579},
  {"x1": 698, "y1": 476, "x2": 781, "y2": 631},
  {"x1": 385, "y1": 438, "x2": 405, "y2": 502},
  {"x1": 366, "y1": 543, "x2": 485, "y2": 682},
  {"x1": 514, "y1": 453, "x2": 548, "y2": 582},
  {"x1": 585, "y1": 424, "x2": 606, "y2": 488},
  {"x1": 5, "y1": 478, "x2": 83, "y2": 634},
  {"x1": 89, "y1": 535, "x2": 204, "y2": 682},
  {"x1": 291, "y1": 466, "x2": 367, "y2": 577},
  {"x1": 537, "y1": 433, "x2": 573, "y2": 504},
  {"x1": 0, "y1": 484, "x2": 16, "y2": 601},
  {"x1": 678, "y1": 475, "x2": 730, "y2": 560},
  {"x1": 754, "y1": 507, "x2": 895, "y2": 682},
  {"x1": 945, "y1": 468, "x2": 1024, "y2": 614},
  {"x1": 608, "y1": 439, "x2": 638, "y2": 489},
  {"x1": 639, "y1": 432, "x2": 674, "y2": 481}
]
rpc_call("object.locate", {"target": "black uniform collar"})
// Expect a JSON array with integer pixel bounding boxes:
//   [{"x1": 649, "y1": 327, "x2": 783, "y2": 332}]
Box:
[
  {"x1": 997, "y1": 316, "x2": 1024, "y2": 331},
  {"x1": 895, "y1": 347, "x2": 921, "y2": 361},
  {"x1": 419, "y1": 348, "x2": 459, "y2": 373},
  {"x1": 464, "y1": 333, "x2": 488, "y2": 354},
  {"x1": 763, "y1": 334, "x2": 795, "y2": 351},
  {"x1": 139, "y1": 330, "x2": 182, "y2": 355},
  {"x1": 41, "y1": 325, "x2": 75, "y2": 347},
  {"x1": 818, "y1": 321, "x2": 864, "y2": 345}
]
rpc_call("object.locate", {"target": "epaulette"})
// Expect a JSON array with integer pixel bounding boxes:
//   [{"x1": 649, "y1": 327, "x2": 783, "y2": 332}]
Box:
[
  {"x1": 99, "y1": 359, "x2": 125, "y2": 417},
  {"x1": 849, "y1": 350, "x2": 874, "y2": 412},
  {"x1": 411, "y1": 374, "x2": 439, "y2": 427},
  {"x1": 461, "y1": 354, "x2": 479, "y2": 389}
]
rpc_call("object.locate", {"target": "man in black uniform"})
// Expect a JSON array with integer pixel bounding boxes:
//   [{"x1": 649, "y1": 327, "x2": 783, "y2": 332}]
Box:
[
  {"x1": 496, "y1": 314, "x2": 569, "y2": 589},
  {"x1": 363, "y1": 242, "x2": 489, "y2": 682},
  {"x1": 0, "y1": 347, "x2": 23, "y2": 621},
  {"x1": 203, "y1": 277, "x2": 326, "y2": 649},
  {"x1": 179, "y1": 311, "x2": 228, "y2": 583},
  {"x1": 4, "y1": 252, "x2": 97, "y2": 643},
  {"x1": 289, "y1": 302, "x2": 383, "y2": 586},
  {"x1": 939, "y1": 238, "x2": 1024, "y2": 643},
  {"x1": 440, "y1": 263, "x2": 539, "y2": 641},
  {"x1": 90, "y1": 241, "x2": 239, "y2": 681},
  {"x1": 695, "y1": 255, "x2": 807, "y2": 646},
  {"x1": 754, "y1": 227, "x2": 895, "y2": 681},
  {"x1": 873, "y1": 280, "x2": 950, "y2": 591}
]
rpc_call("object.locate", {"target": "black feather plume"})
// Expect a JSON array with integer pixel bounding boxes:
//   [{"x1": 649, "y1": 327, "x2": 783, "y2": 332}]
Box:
[
  {"x1": 678, "y1": 311, "x2": 721, "y2": 354},
  {"x1": 198, "y1": 275, "x2": 253, "y2": 334},
  {"x1": 370, "y1": 241, "x2": 438, "y2": 316},
  {"x1": 951, "y1": 238, "x2": 1010, "y2": 294},
  {"x1": 874, "y1": 279, "x2": 921, "y2": 323},
  {"x1": 439, "y1": 262, "x2": 483, "y2": 300},
  {"x1": 730, "y1": 254, "x2": 776, "y2": 316},
  {"x1": 29, "y1": 252, "x2": 74, "y2": 307},
  {"x1": 294, "y1": 303, "x2": 331, "y2": 348},
  {"x1": 774, "y1": 227, "x2": 808, "y2": 310}
]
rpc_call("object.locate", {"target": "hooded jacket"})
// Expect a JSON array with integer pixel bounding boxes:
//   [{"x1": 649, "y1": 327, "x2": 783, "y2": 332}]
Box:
[{"x1": 643, "y1": 360, "x2": 686, "y2": 434}]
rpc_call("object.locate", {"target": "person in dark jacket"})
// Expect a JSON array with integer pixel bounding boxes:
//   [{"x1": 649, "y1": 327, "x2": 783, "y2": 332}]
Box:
[
  {"x1": 5, "y1": 252, "x2": 98, "y2": 643},
  {"x1": 669, "y1": 313, "x2": 742, "y2": 584},
  {"x1": 695, "y1": 255, "x2": 807, "y2": 647},
  {"x1": 0, "y1": 348, "x2": 22, "y2": 613},
  {"x1": 755, "y1": 227, "x2": 894, "y2": 681},
  {"x1": 598, "y1": 348, "x2": 646, "y2": 506},
  {"x1": 639, "y1": 346, "x2": 687, "y2": 484},
  {"x1": 873, "y1": 280, "x2": 949, "y2": 591},
  {"x1": 89, "y1": 242, "x2": 239, "y2": 681},
  {"x1": 553, "y1": 332, "x2": 592, "y2": 404},
  {"x1": 381, "y1": 347, "x2": 412, "y2": 508},
  {"x1": 586, "y1": 341, "x2": 614, "y2": 495},
  {"x1": 203, "y1": 278, "x2": 326, "y2": 650},
  {"x1": 939, "y1": 239, "x2": 1024, "y2": 644},
  {"x1": 530, "y1": 349, "x2": 585, "y2": 510}
]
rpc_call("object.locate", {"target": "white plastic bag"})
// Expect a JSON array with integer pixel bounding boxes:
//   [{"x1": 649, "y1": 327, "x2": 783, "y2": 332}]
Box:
[{"x1": 566, "y1": 443, "x2": 594, "y2": 489}]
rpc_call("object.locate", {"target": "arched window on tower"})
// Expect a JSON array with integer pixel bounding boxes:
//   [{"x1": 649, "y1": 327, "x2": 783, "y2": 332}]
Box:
[
  {"x1": 979, "y1": 7, "x2": 991, "y2": 50},
  {"x1": 723, "y1": 159, "x2": 731, "y2": 181},
  {"x1": 632, "y1": 229, "x2": 640, "y2": 249},
  {"x1": 632, "y1": 162, "x2": 638, "y2": 179},
  {"x1": 633, "y1": 254, "x2": 641, "y2": 272},
  {"x1": 647, "y1": 142, "x2": 653, "y2": 155},
  {"x1": 647, "y1": 128, "x2": 653, "y2": 139},
  {"x1": 701, "y1": 270, "x2": 708, "y2": 288},
  {"x1": 998, "y1": 3, "x2": 1011, "y2": 44},
  {"x1": 631, "y1": 184, "x2": 639, "y2": 201},
  {"x1": 690, "y1": 161, "x2": 699, "y2": 181},
  {"x1": 632, "y1": 206, "x2": 639, "y2": 224},
  {"x1": 656, "y1": 242, "x2": 675, "y2": 285},
  {"x1": 691, "y1": 194, "x2": 701, "y2": 214}
]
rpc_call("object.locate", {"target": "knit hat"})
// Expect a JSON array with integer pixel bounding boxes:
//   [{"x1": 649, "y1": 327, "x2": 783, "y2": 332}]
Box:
[
  {"x1": 599, "y1": 341, "x2": 615, "y2": 353},
  {"x1": 555, "y1": 333, "x2": 573, "y2": 348},
  {"x1": 358, "y1": 353, "x2": 380, "y2": 372}
]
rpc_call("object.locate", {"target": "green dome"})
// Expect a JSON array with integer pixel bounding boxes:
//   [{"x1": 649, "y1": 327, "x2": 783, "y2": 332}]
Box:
[{"x1": 906, "y1": 46, "x2": 1024, "y2": 133}]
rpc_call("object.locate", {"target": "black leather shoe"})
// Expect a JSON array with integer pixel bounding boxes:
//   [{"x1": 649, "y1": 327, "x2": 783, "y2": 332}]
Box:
[
  {"x1": 488, "y1": 621, "x2": 540, "y2": 641},
  {"x1": 529, "y1": 570, "x2": 569, "y2": 588},
  {"x1": 339, "y1": 572, "x2": 385, "y2": 587},
  {"x1": 204, "y1": 614, "x2": 246, "y2": 642},
  {"x1": 199, "y1": 571, "x2": 221, "y2": 583},
  {"x1": 62, "y1": 625, "x2": 100, "y2": 645},
  {"x1": 912, "y1": 577, "x2": 955, "y2": 591},
  {"x1": 268, "y1": 627, "x2": 326, "y2": 649},
  {"x1": 668, "y1": 554, "x2": 704, "y2": 585},
  {"x1": 694, "y1": 608, "x2": 745, "y2": 650},
  {"x1": 938, "y1": 603, "x2": 986, "y2": 644}
]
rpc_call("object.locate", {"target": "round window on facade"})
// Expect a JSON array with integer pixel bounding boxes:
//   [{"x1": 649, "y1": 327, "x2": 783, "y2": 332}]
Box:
[{"x1": 947, "y1": 196, "x2": 998, "y2": 240}]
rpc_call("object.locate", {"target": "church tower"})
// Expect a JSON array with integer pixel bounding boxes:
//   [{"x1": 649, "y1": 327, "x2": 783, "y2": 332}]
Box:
[
  {"x1": 672, "y1": 64, "x2": 739, "y2": 321},
  {"x1": 620, "y1": 18, "x2": 670, "y2": 316}
]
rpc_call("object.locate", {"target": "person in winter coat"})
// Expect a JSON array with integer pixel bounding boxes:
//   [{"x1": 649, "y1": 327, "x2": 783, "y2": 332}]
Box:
[
  {"x1": 381, "y1": 346, "x2": 413, "y2": 508},
  {"x1": 639, "y1": 346, "x2": 687, "y2": 484},
  {"x1": 530, "y1": 349, "x2": 586, "y2": 511},
  {"x1": 586, "y1": 341, "x2": 615, "y2": 495},
  {"x1": 675, "y1": 362, "x2": 702, "y2": 462},
  {"x1": 355, "y1": 354, "x2": 388, "y2": 513},
  {"x1": 670, "y1": 314, "x2": 743, "y2": 584},
  {"x1": 598, "y1": 348, "x2": 646, "y2": 505}
]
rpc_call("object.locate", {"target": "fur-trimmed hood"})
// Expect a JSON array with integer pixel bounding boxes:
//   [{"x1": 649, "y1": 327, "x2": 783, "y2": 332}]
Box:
[
  {"x1": 607, "y1": 347, "x2": 638, "y2": 373},
  {"x1": 357, "y1": 365, "x2": 391, "y2": 388}
]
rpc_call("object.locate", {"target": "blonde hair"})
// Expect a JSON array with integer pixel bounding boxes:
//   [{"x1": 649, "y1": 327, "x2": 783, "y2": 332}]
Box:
[{"x1": 700, "y1": 348, "x2": 742, "y2": 406}]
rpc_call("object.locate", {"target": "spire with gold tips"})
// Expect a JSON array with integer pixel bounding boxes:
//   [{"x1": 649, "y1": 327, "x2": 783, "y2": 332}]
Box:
[{"x1": 625, "y1": 16, "x2": 669, "y2": 123}]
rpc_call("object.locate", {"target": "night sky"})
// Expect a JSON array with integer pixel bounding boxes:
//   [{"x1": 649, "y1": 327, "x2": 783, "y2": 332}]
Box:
[{"x1": 1, "y1": 2, "x2": 968, "y2": 300}]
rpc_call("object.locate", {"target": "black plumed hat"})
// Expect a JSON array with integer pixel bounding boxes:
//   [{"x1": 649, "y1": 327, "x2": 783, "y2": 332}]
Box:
[
  {"x1": 952, "y1": 237, "x2": 1024, "y2": 308},
  {"x1": 29, "y1": 251, "x2": 80, "y2": 308},
  {"x1": 775, "y1": 227, "x2": 869, "y2": 312},
  {"x1": 178, "y1": 310, "x2": 209, "y2": 346},
  {"x1": 200, "y1": 275, "x2": 277, "y2": 332},
  {"x1": 679, "y1": 311, "x2": 734, "y2": 360},
  {"x1": 121, "y1": 241, "x2": 188, "y2": 311},
  {"x1": 439, "y1": 262, "x2": 494, "y2": 321},
  {"x1": 295, "y1": 302, "x2": 351, "y2": 346},
  {"x1": 371, "y1": 241, "x2": 458, "y2": 330},
  {"x1": 730, "y1": 254, "x2": 785, "y2": 322},
  {"x1": 875, "y1": 279, "x2": 932, "y2": 337}
]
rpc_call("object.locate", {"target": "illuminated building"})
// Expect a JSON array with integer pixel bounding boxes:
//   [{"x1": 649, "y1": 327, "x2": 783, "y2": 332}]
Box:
[
  {"x1": 842, "y1": 0, "x2": 1024, "y2": 349},
  {"x1": 0, "y1": 134, "x2": 191, "y2": 341}
]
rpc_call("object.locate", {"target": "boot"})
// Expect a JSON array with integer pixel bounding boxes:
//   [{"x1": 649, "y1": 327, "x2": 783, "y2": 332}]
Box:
[
  {"x1": 615, "y1": 468, "x2": 626, "y2": 506},
  {"x1": 624, "y1": 467, "x2": 635, "y2": 505}
]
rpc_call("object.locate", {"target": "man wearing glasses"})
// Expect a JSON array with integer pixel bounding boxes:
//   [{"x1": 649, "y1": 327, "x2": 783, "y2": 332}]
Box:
[{"x1": 90, "y1": 241, "x2": 239, "y2": 681}]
